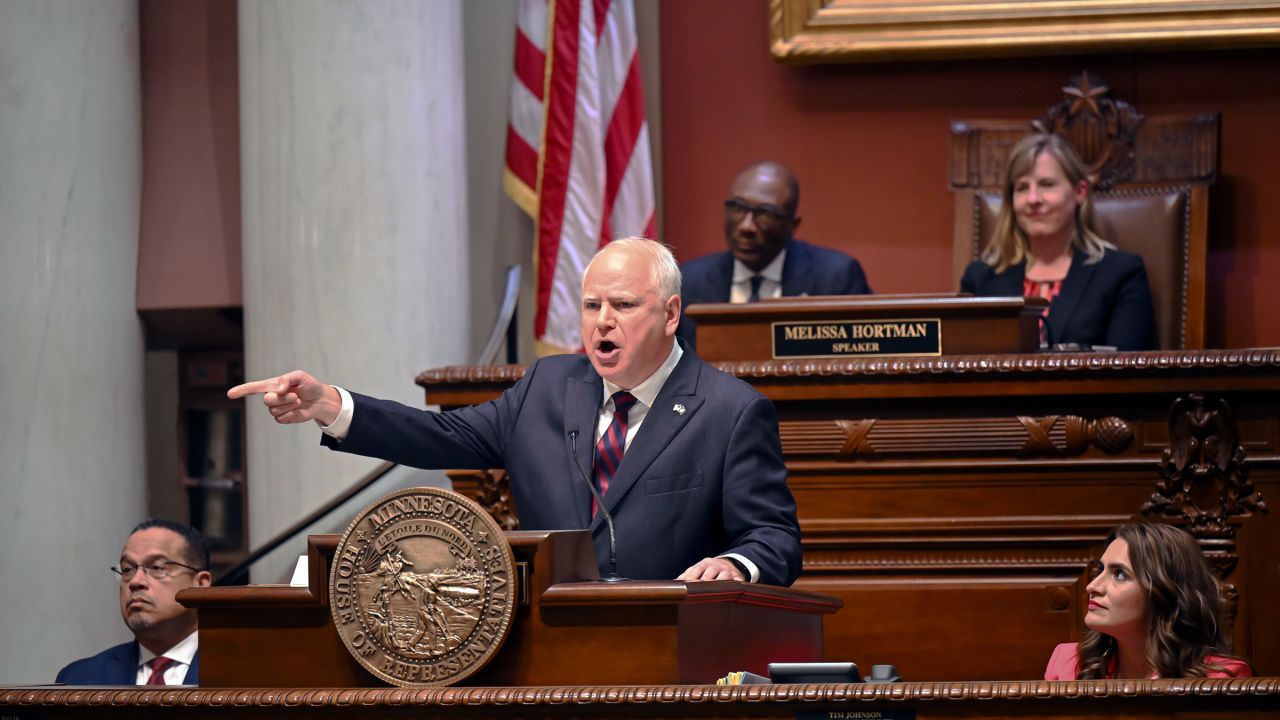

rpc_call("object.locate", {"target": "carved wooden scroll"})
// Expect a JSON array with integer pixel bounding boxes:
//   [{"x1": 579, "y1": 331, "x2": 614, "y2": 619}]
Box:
[{"x1": 781, "y1": 415, "x2": 1132, "y2": 458}]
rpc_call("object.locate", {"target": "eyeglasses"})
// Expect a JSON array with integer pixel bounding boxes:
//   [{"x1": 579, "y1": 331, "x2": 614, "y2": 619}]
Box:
[
  {"x1": 111, "y1": 560, "x2": 205, "y2": 581},
  {"x1": 723, "y1": 198, "x2": 794, "y2": 230}
]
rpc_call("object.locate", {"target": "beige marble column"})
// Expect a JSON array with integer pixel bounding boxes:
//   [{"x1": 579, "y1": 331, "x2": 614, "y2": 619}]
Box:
[
  {"x1": 239, "y1": 1, "x2": 469, "y2": 581},
  {"x1": 0, "y1": 0, "x2": 144, "y2": 684}
]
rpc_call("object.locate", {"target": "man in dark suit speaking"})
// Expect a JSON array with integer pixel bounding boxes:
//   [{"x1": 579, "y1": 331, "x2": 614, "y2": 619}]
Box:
[
  {"x1": 677, "y1": 161, "x2": 871, "y2": 346},
  {"x1": 57, "y1": 519, "x2": 211, "y2": 685},
  {"x1": 229, "y1": 238, "x2": 802, "y2": 586}
]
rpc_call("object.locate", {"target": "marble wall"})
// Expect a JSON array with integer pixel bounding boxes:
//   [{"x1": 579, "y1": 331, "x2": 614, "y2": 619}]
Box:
[{"x1": 0, "y1": 0, "x2": 147, "y2": 685}]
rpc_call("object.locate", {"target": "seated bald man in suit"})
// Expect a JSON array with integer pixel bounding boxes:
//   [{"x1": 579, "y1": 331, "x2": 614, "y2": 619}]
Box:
[
  {"x1": 230, "y1": 237, "x2": 802, "y2": 586},
  {"x1": 57, "y1": 519, "x2": 211, "y2": 685},
  {"x1": 677, "y1": 161, "x2": 871, "y2": 346}
]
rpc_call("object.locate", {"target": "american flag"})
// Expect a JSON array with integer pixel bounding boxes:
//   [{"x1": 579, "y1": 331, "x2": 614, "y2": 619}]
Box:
[{"x1": 504, "y1": 0, "x2": 656, "y2": 354}]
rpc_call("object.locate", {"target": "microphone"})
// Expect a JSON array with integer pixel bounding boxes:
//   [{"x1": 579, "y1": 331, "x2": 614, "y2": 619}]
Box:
[
  {"x1": 569, "y1": 429, "x2": 626, "y2": 582},
  {"x1": 1039, "y1": 312, "x2": 1054, "y2": 351}
]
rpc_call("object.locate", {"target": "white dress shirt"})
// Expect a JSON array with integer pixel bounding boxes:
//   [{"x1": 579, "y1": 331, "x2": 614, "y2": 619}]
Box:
[
  {"x1": 729, "y1": 248, "x2": 787, "y2": 303},
  {"x1": 136, "y1": 630, "x2": 198, "y2": 685}
]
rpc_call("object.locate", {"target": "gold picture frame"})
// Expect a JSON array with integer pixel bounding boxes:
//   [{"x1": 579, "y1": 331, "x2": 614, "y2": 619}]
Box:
[{"x1": 769, "y1": 0, "x2": 1280, "y2": 63}]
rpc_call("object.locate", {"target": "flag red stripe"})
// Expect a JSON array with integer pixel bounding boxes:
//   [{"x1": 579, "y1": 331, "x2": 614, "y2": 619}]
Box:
[
  {"x1": 505, "y1": 127, "x2": 540, "y2": 191},
  {"x1": 593, "y1": 0, "x2": 610, "y2": 42},
  {"x1": 534, "y1": 0, "x2": 582, "y2": 339},
  {"x1": 598, "y1": 52, "x2": 645, "y2": 247},
  {"x1": 514, "y1": 29, "x2": 546, "y2": 101}
]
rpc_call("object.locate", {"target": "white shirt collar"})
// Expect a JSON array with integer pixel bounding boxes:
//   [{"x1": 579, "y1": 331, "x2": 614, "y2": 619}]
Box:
[
  {"x1": 137, "y1": 630, "x2": 199, "y2": 668},
  {"x1": 601, "y1": 341, "x2": 683, "y2": 409},
  {"x1": 732, "y1": 247, "x2": 787, "y2": 284}
]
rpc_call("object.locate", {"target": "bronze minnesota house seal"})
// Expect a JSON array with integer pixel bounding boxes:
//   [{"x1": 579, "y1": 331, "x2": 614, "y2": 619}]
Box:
[{"x1": 330, "y1": 486, "x2": 516, "y2": 686}]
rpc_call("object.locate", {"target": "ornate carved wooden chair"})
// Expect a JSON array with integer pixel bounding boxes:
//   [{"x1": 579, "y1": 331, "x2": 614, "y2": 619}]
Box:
[{"x1": 949, "y1": 72, "x2": 1218, "y2": 349}]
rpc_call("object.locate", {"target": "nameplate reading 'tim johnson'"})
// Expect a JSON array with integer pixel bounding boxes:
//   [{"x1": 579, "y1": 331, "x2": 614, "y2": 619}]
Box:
[{"x1": 772, "y1": 319, "x2": 942, "y2": 359}]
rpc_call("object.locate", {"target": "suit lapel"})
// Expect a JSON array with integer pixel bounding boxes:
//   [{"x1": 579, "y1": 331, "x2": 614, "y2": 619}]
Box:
[
  {"x1": 592, "y1": 351, "x2": 705, "y2": 530},
  {"x1": 706, "y1": 253, "x2": 735, "y2": 302},
  {"x1": 565, "y1": 368, "x2": 604, "y2": 529},
  {"x1": 183, "y1": 652, "x2": 199, "y2": 685},
  {"x1": 111, "y1": 642, "x2": 140, "y2": 685},
  {"x1": 992, "y1": 261, "x2": 1026, "y2": 296},
  {"x1": 779, "y1": 239, "x2": 813, "y2": 296},
  {"x1": 1046, "y1": 252, "x2": 1094, "y2": 345}
]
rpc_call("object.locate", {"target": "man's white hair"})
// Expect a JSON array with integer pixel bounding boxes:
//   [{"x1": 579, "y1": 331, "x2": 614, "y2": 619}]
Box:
[{"x1": 585, "y1": 236, "x2": 682, "y2": 302}]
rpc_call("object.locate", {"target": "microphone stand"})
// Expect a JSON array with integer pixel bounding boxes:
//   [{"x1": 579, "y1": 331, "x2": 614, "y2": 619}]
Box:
[{"x1": 570, "y1": 430, "x2": 627, "y2": 582}]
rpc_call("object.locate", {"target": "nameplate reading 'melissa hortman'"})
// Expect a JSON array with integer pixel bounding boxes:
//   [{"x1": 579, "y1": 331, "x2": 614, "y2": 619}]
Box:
[
  {"x1": 772, "y1": 318, "x2": 942, "y2": 359},
  {"x1": 331, "y1": 486, "x2": 516, "y2": 687}
]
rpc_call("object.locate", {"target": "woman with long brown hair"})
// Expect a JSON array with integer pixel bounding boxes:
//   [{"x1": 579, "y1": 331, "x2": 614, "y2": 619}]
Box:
[
  {"x1": 1045, "y1": 522, "x2": 1252, "y2": 679},
  {"x1": 961, "y1": 133, "x2": 1156, "y2": 350}
]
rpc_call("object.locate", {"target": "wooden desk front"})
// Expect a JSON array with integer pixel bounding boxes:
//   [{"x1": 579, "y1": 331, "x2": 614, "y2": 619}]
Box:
[
  {"x1": 180, "y1": 530, "x2": 838, "y2": 688},
  {"x1": 420, "y1": 349, "x2": 1280, "y2": 681},
  {"x1": 7, "y1": 679, "x2": 1280, "y2": 719}
]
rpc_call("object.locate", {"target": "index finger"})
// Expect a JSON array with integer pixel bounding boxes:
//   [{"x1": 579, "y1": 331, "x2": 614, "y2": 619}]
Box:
[{"x1": 227, "y1": 377, "x2": 281, "y2": 399}]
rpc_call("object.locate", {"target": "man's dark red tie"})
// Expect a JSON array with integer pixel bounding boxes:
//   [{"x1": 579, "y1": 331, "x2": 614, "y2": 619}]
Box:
[
  {"x1": 146, "y1": 656, "x2": 175, "y2": 686},
  {"x1": 592, "y1": 391, "x2": 638, "y2": 517}
]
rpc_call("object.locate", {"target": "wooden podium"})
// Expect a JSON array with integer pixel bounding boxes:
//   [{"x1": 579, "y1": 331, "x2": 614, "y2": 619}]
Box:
[
  {"x1": 180, "y1": 530, "x2": 841, "y2": 687},
  {"x1": 687, "y1": 294, "x2": 1047, "y2": 361}
]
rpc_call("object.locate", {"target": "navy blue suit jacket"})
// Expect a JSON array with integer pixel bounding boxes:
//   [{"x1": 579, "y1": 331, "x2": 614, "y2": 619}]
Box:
[
  {"x1": 960, "y1": 248, "x2": 1156, "y2": 351},
  {"x1": 677, "y1": 239, "x2": 871, "y2": 346},
  {"x1": 56, "y1": 641, "x2": 199, "y2": 685},
  {"x1": 321, "y1": 343, "x2": 802, "y2": 586}
]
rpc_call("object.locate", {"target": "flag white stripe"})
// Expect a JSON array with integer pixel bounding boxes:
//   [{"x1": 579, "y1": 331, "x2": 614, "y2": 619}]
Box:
[
  {"x1": 517, "y1": 0, "x2": 549, "y2": 51},
  {"x1": 509, "y1": 80, "x2": 544, "y2": 152},
  {"x1": 594, "y1": 0, "x2": 635, "y2": 113},
  {"x1": 609, "y1": 123, "x2": 654, "y2": 237}
]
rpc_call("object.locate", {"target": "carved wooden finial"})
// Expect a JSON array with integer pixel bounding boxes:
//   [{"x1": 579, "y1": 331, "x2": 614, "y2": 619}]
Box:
[{"x1": 1032, "y1": 72, "x2": 1145, "y2": 190}]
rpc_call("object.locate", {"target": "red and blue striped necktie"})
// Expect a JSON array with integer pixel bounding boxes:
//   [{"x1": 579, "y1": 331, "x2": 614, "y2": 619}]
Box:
[
  {"x1": 592, "y1": 391, "x2": 638, "y2": 517},
  {"x1": 146, "y1": 656, "x2": 174, "y2": 686}
]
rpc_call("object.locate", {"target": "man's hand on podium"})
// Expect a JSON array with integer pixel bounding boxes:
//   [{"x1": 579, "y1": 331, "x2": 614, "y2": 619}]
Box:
[
  {"x1": 228, "y1": 369, "x2": 342, "y2": 427},
  {"x1": 678, "y1": 556, "x2": 744, "y2": 582}
]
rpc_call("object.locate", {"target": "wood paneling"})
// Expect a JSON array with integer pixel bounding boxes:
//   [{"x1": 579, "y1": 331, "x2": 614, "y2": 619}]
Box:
[{"x1": 422, "y1": 349, "x2": 1280, "y2": 681}]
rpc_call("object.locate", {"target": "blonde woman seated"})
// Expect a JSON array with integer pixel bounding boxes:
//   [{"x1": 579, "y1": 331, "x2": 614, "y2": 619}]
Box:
[
  {"x1": 961, "y1": 133, "x2": 1156, "y2": 351},
  {"x1": 1045, "y1": 522, "x2": 1252, "y2": 680}
]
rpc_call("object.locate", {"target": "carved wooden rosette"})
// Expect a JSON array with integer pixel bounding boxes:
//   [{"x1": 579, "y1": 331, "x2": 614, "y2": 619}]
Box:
[{"x1": 448, "y1": 469, "x2": 520, "y2": 531}]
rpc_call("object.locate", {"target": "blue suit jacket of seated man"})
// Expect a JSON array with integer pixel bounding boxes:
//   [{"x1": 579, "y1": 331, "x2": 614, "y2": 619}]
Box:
[
  {"x1": 677, "y1": 238, "x2": 872, "y2": 346},
  {"x1": 56, "y1": 641, "x2": 199, "y2": 685}
]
